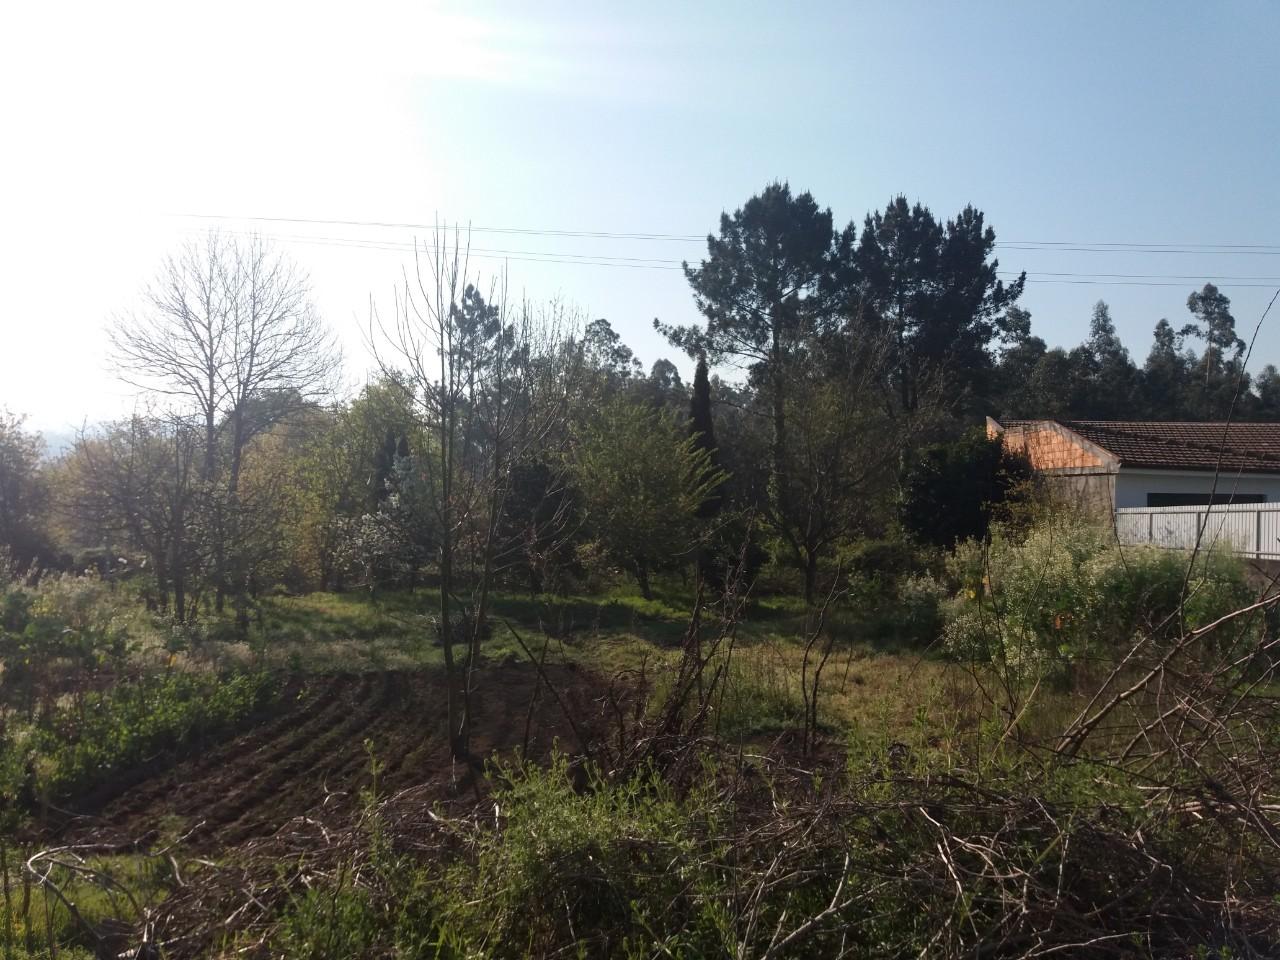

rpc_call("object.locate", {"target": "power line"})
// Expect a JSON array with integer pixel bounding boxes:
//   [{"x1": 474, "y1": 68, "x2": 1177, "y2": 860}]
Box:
[
  {"x1": 192, "y1": 227, "x2": 686, "y2": 271},
  {"x1": 174, "y1": 212, "x2": 707, "y2": 243},
  {"x1": 173, "y1": 212, "x2": 1280, "y2": 255},
  {"x1": 1015, "y1": 271, "x2": 1280, "y2": 281},
  {"x1": 180, "y1": 223, "x2": 1280, "y2": 288},
  {"x1": 1000, "y1": 244, "x2": 1280, "y2": 257},
  {"x1": 1004, "y1": 240, "x2": 1280, "y2": 251}
]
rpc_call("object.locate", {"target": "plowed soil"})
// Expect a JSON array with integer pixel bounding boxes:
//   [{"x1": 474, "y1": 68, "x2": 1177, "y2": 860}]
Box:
[{"x1": 53, "y1": 661, "x2": 609, "y2": 851}]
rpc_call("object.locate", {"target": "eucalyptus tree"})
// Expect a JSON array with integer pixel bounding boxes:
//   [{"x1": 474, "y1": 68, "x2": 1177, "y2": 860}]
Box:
[{"x1": 1181, "y1": 283, "x2": 1249, "y2": 418}]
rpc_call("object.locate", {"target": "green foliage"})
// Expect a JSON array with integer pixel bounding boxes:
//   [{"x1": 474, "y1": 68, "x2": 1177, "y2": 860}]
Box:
[
  {"x1": 854, "y1": 197, "x2": 1025, "y2": 416},
  {"x1": 267, "y1": 731, "x2": 1271, "y2": 959},
  {"x1": 843, "y1": 537, "x2": 937, "y2": 584},
  {"x1": 438, "y1": 757, "x2": 731, "y2": 958},
  {"x1": 660, "y1": 181, "x2": 848, "y2": 364},
  {"x1": 687, "y1": 354, "x2": 723, "y2": 522},
  {"x1": 943, "y1": 517, "x2": 1255, "y2": 679},
  {"x1": 275, "y1": 885, "x2": 396, "y2": 960},
  {"x1": 1, "y1": 850, "x2": 172, "y2": 959},
  {"x1": 0, "y1": 411, "x2": 54, "y2": 569},
  {"x1": 1, "y1": 584, "x2": 275, "y2": 822},
  {"x1": 837, "y1": 539, "x2": 948, "y2": 649},
  {"x1": 0, "y1": 573, "x2": 135, "y2": 722},
  {"x1": 900, "y1": 429, "x2": 1032, "y2": 549},
  {"x1": 10, "y1": 671, "x2": 275, "y2": 810},
  {"x1": 571, "y1": 397, "x2": 728, "y2": 599}
]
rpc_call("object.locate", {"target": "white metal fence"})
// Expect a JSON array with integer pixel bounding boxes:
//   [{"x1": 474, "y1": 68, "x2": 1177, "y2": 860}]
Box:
[{"x1": 1115, "y1": 502, "x2": 1280, "y2": 560}]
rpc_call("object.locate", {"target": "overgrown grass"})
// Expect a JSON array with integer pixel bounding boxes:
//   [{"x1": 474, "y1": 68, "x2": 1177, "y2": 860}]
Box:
[{"x1": 249, "y1": 585, "x2": 693, "y2": 672}]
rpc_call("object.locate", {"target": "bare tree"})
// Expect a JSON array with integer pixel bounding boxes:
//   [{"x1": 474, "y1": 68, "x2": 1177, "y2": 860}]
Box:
[
  {"x1": 110, "y1": 232, "x2": 339, "y2": 613},
  {"x1": 372, "y1": 231, "x2": 580, "y2": 761}
]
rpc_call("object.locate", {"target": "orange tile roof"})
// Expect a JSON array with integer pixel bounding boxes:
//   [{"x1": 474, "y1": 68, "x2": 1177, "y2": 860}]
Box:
[{"x1": 996, "y1": 420, "x2": 1280, "y2": 474}]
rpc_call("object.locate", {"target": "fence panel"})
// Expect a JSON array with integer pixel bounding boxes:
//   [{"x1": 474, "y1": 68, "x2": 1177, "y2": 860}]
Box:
[{"x1": 1115, "y1": 502, "x2": 1280, "y2": 559}]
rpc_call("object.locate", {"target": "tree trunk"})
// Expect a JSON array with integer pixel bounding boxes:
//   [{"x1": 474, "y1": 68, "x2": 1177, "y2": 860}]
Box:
[
  {"x1": 154, "y1": 558, "x2": 169, "y2": 614},
  {"x1": 173, "y1": 565, "x2": 187, "y2": 622},
  {"x1": 636, "y1": 563, "x2": 654, "y2": 601},
  {"x1": 439, "y1": 395, "x2": 467, "y2": 762},
  {"x1": 803, "y1": 549, "x2": 819, "y2": 606},
  {"x1": 770, "y1": 315, "x2": 789, "y2": 531},
  {"x1": 174, "y1": 516, "x2": 187, "y2": 621}
]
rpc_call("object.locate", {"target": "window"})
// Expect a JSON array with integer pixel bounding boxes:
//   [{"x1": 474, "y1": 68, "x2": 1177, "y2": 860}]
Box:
[{"x1": 1146, "y1": 493, "x2": 1266, "y2": 507}]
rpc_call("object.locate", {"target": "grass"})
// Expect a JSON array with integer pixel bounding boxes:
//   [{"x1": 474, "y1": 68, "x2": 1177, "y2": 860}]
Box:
[
  {"x1": 245, "y1": 584, "x2": 967, "y2": 746},
  {"x1": 8, "y1": 569, "x2": 1273, "y2": 957},
  {"x1": 245, "y1": 585, "x2": 695, "y2": 672},
  {"x1": 1, "y1": 848, "x2": 173, "y2": 960}
]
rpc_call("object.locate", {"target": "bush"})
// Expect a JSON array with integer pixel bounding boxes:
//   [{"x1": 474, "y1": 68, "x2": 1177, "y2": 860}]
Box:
[
  {"x1": 943, "y1": 517, "x2": 1255, "y2": 679},
  {"x1": 840, "y1": 539, "x2": 948, "y2": 650},
  {"x1": 0, "y1": 573, "x2": 136, "y2": 720},
  {"x1": 262, "y1": 739, "x2": 1277, "y2": 959},
  {"x1": 437, "y1": 757, "x2": 731, "y2": 957},
  {"x1": 843, "y1": 537, "x2": 939, "y2": 582}
]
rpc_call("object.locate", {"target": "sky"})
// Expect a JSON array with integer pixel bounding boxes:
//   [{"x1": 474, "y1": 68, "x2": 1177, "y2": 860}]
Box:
[{"x1": 2, "y1": 1, "x2": 1278, "y2": 436}]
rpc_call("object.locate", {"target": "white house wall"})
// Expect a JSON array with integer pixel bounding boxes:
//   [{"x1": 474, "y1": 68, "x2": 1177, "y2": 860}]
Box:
[{"x1": 1113, "y1": 469, "x2": 1280, "y2": 508}]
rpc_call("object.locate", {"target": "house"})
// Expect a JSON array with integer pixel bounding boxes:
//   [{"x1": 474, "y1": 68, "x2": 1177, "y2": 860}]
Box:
[{"x1": 986, "y1": 418, "x2": 1280, "y2": 511}]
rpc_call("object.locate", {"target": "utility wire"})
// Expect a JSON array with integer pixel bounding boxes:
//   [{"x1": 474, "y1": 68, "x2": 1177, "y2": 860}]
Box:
[
  {"x1": 178, "y1": 223, "x2": 1280, "y2": 287},
  {"x1": 173, "y1": 212, "x2": 1280, "y2": 254},
  {"x1": 174, "y1": 212, "x2": 706, "y2": 242}
]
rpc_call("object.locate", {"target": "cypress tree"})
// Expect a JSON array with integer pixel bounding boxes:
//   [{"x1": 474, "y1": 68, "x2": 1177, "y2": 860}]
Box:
[
  {"x1": 688, "y1": 354, "x2": 723, "y2": 520},
  {"x1": 688, "y1": 354, "x2": 728, "y2": 590}
]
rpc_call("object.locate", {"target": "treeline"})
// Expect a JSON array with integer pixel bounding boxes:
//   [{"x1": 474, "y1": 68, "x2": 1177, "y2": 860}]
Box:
[
  {"x1": 995, "y1": 292, "x2": 1280, "y2": 422},
  {"x1": 1, "y1": 183, "x2": 1274, "y2": 613}
]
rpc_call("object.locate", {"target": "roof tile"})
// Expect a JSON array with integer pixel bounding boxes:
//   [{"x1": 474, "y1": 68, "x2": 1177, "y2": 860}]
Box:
[{"x1": 997, "y1": 420, "x2": 1280, "y2": 474}]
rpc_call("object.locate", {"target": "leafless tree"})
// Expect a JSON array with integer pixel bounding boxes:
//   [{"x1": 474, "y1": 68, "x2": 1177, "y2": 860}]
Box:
[
  {"x1": 371, "y1": 230, "x2": 581, "y2": 761},
  {"x1": 110, "y1": 232, "x2": 339, "y2": 612}
]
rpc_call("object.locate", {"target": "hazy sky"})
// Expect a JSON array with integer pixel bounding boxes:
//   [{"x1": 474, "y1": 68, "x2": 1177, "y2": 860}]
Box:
[{"x1": 3, "y1": 1, "x2": 1278, "y2": 433}]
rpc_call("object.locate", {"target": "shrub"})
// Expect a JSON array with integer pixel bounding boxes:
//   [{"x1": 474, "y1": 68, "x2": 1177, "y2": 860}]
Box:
[
  {"x1": 0, "y1": 573, "x2": 136, "y2": 720},
  {"x1": 943, "y1": 517, "x2": 1255, "y2": 679},
  {"x1": 841, "y1": 542, "x2": 949, "y2": 650},
  {"x1": 437, "y1": 757, "x2": 730, "y2": 957},
  {"x1": 842, "y1": 537, "x2": 937, "y2": 585}
]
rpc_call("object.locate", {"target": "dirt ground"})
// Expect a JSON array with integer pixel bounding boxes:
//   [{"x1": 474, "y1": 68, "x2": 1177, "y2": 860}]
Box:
[{"x1": 48, "y1": 661, "x2": 610, "y2": 853}]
